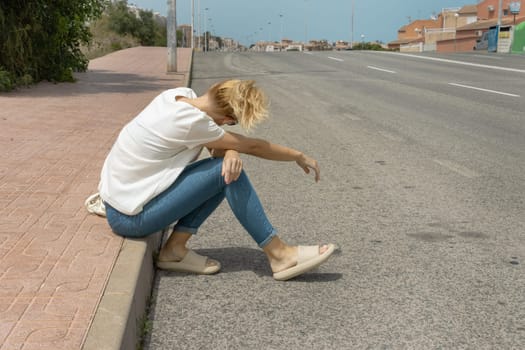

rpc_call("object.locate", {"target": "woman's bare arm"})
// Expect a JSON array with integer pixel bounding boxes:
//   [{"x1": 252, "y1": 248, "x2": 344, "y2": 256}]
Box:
[{"x1": 204, "y1": 132, "x2": 320, "y2": 182}]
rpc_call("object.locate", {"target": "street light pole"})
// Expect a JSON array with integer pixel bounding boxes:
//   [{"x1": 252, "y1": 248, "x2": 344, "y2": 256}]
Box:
[
  {"x1": 280, "y1": 14, "x2": 284, "y2": 43},
  {"x1": 191, "y1": 0, "x2": 194, "y2": 49},
  {"x1": 496, "y1": 0, "x2": 503, "y2": 53},
  {"x1": 351, "y1": 0, "x2": 354, "y2": 49},
  {"x1": 497, "y1": 0, "x2": 503, "y2": 26},
  {"x1": 304, "y1": 0, "x2": 308, "y2": 44},
  {"x1": 167, "y1": 0, "x2": 177, "y2": 72},
  {"x1": 205, "y1": 8, "x2": 209, "y2": 52},
  {"x1": 454, "y1": 13, "x2": 459, "y2": 52}
]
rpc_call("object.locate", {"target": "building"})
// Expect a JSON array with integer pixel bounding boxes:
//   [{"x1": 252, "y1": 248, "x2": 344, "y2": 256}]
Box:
[
  {"x1": 456, "y1": 4, "x2": 478, "y2": 26},
  {"x1": 305, "y1": 39, "x2": 332, "y2": 51},
  {"x1": 389, "y1": 1, "x2": 525, "y2": 53},
  {"x1": 177, "y1": 24, "x2": 192, "y2": 48},
  {"x1": 335, "y1": 40, "x2": 350, "y2": 50},
  {"x1": 280, "y1": 39, "x2": 304, "y2": 51},
  {"x1": 477, "y1": 0, "x2": 523, "y2": 20},
  {"x1": 222, "y1": 38, "x2": 239, "y2": 51},
  {"x1": 388, "y1": 18, "x2": 442, "y2": 51},
  {"x1": 438, "y1": 0, "x2": 525, "y2": 53}
]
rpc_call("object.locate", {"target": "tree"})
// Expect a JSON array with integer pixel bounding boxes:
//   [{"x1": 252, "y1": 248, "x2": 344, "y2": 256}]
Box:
[
  {"x1": 138, "y1": 10, "x2": 156, "y2": 46},
  {"x1": 0, "y1": 0, "x2": 105, "y2": 90},
  {"x1": 107, "y1": 1, "x2": 141, "y2": 38},
  {"x1": 105, "y1": 1, "x2": 166, "y2": 46}
]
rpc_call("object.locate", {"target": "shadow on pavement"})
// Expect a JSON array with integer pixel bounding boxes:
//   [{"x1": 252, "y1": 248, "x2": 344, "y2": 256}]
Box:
[
  {"x1": 2, "y1": 70, "x2": 182, "y2": 99},
  {"x1": 157, "y1": 247, "x2": 343, "y2": 282}
]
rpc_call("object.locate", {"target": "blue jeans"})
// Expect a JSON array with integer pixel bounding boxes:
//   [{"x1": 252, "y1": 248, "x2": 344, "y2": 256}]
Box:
[{"x1": 105, "y1": 158, "x2": 277, "y2": 247}]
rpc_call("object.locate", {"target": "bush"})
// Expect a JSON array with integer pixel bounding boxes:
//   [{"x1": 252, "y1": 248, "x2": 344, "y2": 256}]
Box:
[
  {"x1": 1, "y1": 0, "x2": 168, "y2": 90},
  {"x1": 352, "y1": 42, "x2": 385, "y2": 51},
  {"x1": 0, "y1": 1, "x2": 105, "y2": 91},
  {"x1": 0, "y1": 69, "x2": 13, "y2": 92},
  {"x1": 83, "y1": 1, "x2": 167, "y2": 59},
  {"x1": 106, "y1": 1, "x2": 166, "y2": 46},
  {"x1": 18, "y1": 74, "x2": 33, "y2": 87}
]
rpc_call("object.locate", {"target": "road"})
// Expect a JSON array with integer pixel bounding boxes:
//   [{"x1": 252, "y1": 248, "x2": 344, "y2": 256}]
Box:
[{"x1": 144, "y1": 51, "x2": 525, "y2": 349}]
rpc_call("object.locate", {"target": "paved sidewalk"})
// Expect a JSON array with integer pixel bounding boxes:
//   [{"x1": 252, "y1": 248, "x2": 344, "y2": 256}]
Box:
[{"x1": 0, "y1": 47, "x2": 192, "y2": 350}]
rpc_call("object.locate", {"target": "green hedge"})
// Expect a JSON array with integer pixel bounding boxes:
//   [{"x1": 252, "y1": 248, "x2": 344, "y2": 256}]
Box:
[
  {"x1": 105, "y1": 1, "x2": 167, "y2": 47},
  {"x1": 0, "y1": 0, "x2": 105, "y2": 91},
  {"x1": 352, "y1": 42, "x2": 386, "y2": 51}
]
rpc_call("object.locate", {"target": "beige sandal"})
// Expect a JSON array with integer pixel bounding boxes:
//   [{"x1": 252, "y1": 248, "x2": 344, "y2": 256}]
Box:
[
  {"x1": 273, "y1": 244, "x2": 336, "y2": 281},
  {"x1": 156, "y1": 250, "x2": 221, "y2": 274}
]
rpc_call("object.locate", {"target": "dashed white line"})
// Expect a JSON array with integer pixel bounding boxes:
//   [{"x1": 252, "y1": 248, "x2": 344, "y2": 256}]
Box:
[
  {"x1": 343, "y1": 113, "x2": 362, "y2": 121},
  {"x1": 434, "y1": 159, "x2": 480, "y2": 179},
  {"x1": 328, "y1": 56, "x2": 344, "y2": 62},
  {"x1": 448, "y1": 83, "x2": 520, "y2": 97},
  {"x1": 367, "y1": 66, "x2": 397, "y2": 74},
  {"x1": 471, "y1": 54, "x2": 502, "y2": 60},
  {"x1": 378, "y1": 130, "x2": 404, "y2": 142}
]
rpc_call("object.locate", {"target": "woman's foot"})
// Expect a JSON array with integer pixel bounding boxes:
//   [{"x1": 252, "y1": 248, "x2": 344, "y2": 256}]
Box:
[
  {"x1": 272, "y1": 244, "x2": 335, "y2": 281},
  {"x1": 267, "y1": 244, "x2": 331, "y2": 273},
  {"x1": 158, "y1": 245, "x2": 220, "y2": 269},
  {"x1": 263, "y1": 236, "x2": 334, "y2": 278},
  {"x1": 157, "y1": 249, "x2": 221, "y2": 274},
  {"x1": 159, "y1": 231, "x2": 219, "y2": 270}
]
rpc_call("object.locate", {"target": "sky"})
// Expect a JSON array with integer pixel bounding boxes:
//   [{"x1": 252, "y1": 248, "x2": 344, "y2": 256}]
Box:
[{"x1": 129, "y1": 0, "x2": 476, "y2": 45}]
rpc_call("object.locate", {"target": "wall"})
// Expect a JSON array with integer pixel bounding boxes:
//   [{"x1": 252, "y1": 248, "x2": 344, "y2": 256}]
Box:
[
  {"x1": 425, "y1": 29, "x2": 456, "y2": 44},
  {"x1": 437, "y1": 36, "x2": 478, "y2": 52},
  {"x1": 441, "y1": 9, "x2": 461, "y2": 28},
  {"x1": 400, "y1": 43, "x2": 423, "y2": 52}
]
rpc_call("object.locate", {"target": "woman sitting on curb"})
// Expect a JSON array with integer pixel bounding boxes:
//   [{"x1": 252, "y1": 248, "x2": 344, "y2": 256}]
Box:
[{"x1": 98, "y1": 79, "x2": 335, "y2": 281}]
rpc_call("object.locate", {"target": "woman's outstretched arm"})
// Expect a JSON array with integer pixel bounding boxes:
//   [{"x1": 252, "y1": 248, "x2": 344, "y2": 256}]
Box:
[{"x1": 204, "y1": 132, "x2": 320, "y2": 182}]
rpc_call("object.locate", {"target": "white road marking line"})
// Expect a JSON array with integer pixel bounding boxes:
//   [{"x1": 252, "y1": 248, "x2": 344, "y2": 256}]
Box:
[
  {"x1": 343, "y1": 113, "x2": 362, "y2": 121},
  {"x1": 382, "y1": 51, "x2": 525, "y2": 74},
  {"x1": 471, "y1": 54, "x2": 502, "y2": 60},
  {"x1": 433, "y1": 159, "x2": 480, "y2": 179},
  {"x1": 448, "y1": 83, "x2": 520, "y2": 97},
  {"x1": 328, "y1": 56, "x2": 344, "y2": 62},
  {"x1": 367, "y1": 66, "x2": 397, "y2": 74},
  {"x1": 302, "y1": 90, "x2": 314, "y2": 97},
  {"x1": 304, "y1": 52, "x2": 313, "y2": 55},
  {"x1": 378, "y1": 131, "x2": 404, "y2": 142}
]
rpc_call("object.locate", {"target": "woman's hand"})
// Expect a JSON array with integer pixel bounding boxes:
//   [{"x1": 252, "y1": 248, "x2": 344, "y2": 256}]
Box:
[
  {"x1": 209, "y1": 148, "x2": 226, "y2": 158},
  {"x1": 296, "y1": 153, "x2": 321, "y2": 182},
  {"x1": 222, "y1": 150, "x2": 243, "y2": 184}
]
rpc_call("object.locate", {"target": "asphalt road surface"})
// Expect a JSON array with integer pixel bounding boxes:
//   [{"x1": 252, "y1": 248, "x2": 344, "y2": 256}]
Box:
[{"x1": 144, "y1": 51, "x2": 525, "y2": 349}]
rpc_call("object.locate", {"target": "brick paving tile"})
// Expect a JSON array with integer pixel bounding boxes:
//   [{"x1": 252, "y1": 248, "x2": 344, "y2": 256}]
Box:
[{"x1": 0, "y1": 47, "x2": 192, "y2": 350}]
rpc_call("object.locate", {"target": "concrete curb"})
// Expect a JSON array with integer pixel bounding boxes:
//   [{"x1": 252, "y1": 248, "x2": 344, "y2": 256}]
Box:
[
  {"x1": 82, "y1": 233, "x2": 162, "y2": 350},
  {"x1": 82, "y1": 49, "x2": 194, "y2": 350},
  {"x1": 185, "y1": 49, "x2": 194, "y2": 88}
]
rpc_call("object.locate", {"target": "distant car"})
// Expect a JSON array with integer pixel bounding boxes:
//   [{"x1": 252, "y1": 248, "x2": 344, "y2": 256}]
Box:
[{"x1": 474, "y1": 32, "x2": 489, "y2": 50}]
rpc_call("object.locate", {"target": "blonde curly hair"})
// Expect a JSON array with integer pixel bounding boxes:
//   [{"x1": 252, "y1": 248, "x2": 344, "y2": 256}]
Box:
[{"x1": 208, "y1": 79, "x2": 269, "y2": 131}]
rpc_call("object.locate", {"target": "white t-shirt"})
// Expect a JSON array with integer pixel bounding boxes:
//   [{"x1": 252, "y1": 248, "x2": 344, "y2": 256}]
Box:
[{"x1": 98, "y1": 87, "x2": 225, "y2": 215}]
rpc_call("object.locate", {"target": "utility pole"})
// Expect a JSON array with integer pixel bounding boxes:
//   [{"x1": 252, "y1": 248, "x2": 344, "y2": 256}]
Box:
[
  {"x1": 197, "y1": 0, "x2": 201, "y2": 50},
  {"x1": 191, "y1": 0, "x2": 194, "y2": 49},
  {"x1": 204, "y1": 7, "x2": 208, "y2": 52},
  {"x1": 304, "y1": 0, "x2": 308, "y2": 45},
  {"x1": 167, "y1": 0, "x2": 177, "y2": 72},
  {"x1": 496, "y1": 0, "x2": 503, "y2": 53},
  {"x1": 351, "y1": 0, "x2": 354, "y2": 49},
  {"x1": 497, "y1": 0, "x2": 503, "y2": 26},
  {"x1": 280, "y1": 14, "x2": 284, "y2": 43}
]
